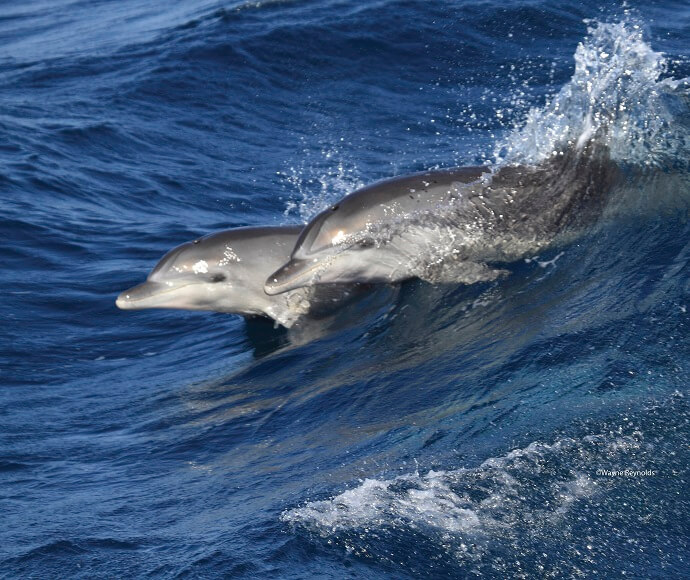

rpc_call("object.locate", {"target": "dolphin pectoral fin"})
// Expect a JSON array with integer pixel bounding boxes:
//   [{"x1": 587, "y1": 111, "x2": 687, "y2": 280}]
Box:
[
  {"x1": 418, "y1": 260, "x2": 509, "y2": 285},
  {"x1": 264, "y1": 258, "x2": 316, "y2": 295},
  {"x1": 263, "y1": 306, "x2": 299, "y2": 329}
]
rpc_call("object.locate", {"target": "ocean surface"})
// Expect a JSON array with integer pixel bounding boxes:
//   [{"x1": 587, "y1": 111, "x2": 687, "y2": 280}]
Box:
[{"x1": 1, "y1": 0, "x2": 689, "y2": 577}]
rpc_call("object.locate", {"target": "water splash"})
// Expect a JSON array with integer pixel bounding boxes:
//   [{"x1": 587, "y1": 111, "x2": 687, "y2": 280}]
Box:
[
  {"x1": 495, "y1": 18, "x2": 689, "y2": 168},
  {"x1": 281, "y1": 145, "x2": 364, "y2": 223}
]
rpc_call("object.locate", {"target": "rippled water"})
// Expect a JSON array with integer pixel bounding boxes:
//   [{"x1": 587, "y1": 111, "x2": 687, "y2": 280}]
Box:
[{"x1": 1, "y1": 1, "x2": 689, "y2": 577}]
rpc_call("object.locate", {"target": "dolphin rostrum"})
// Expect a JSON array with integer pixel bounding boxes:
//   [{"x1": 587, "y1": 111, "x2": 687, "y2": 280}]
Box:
[
  {"x1": 264, "y1": 144, "x2": 619, "y2": 295},
  {"x1": 116, "y1": 226, "x2": 367, "y2": 328}
]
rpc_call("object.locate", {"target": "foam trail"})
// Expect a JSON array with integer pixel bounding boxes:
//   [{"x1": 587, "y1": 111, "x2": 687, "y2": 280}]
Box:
[
  {"x1": 281, "y1": 390, "x2": 688, "y2": 577},
  {"x1": 282, "y1": 432, "x2": 646, "y2": 536}
]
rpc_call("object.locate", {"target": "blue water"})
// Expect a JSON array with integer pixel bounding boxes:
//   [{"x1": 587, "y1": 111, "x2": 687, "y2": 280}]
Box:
[{"x1": 2, "y1": 0, "x2": 689, "y2": 577}]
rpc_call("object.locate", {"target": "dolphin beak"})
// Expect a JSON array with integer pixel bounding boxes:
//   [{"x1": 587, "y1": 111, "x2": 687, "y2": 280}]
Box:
[
  {"x1": 264, "y1": 258, "x2": 317, "y2": 295},
  {"x1": 116, "y1": 281, "x2": 168, "y2": 310}
]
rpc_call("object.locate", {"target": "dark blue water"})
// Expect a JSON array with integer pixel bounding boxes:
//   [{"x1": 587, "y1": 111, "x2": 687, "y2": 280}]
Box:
[{"x1": 2, "y1": 0, "x2": 689, "y2": 577}]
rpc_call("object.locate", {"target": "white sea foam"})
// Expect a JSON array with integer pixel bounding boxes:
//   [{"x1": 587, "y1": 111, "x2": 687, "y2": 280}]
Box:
[{"x1": 282, "y1": 432, "x2": 648, "y2": 538}]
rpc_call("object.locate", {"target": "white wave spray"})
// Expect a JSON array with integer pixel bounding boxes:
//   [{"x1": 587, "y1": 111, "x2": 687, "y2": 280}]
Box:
[{"x1": 494, "y1": 18, "x2": 689, "y2": 168}]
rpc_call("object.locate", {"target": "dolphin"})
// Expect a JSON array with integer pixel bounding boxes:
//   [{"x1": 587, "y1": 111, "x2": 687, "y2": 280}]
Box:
[
  {"x1": 116, "y1": 226, "x2": 367, "y2": 328},
  {"x1": 264, "y1": 143, "x2": 619, "y2": 294}
]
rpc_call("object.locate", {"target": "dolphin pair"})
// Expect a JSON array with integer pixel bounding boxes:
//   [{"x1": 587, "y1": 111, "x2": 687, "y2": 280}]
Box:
[
  {"x1": 117, "y1": 143, "x2": 618, "y2": 326},
  {"x1": 115, "y1": 166, "x2": 487, "y2": 327}
]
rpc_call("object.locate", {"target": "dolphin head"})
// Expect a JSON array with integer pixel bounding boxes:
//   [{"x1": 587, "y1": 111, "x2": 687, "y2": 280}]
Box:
[
  {"x1": 264, "y1": 203, "x2": 403, "y2": 294},
  {"x1": 263, "y1": 206, "x2": 348, "y2": 294},
  {"x1": 117, "y1": 227, "x2": 302, "y2": 316}
]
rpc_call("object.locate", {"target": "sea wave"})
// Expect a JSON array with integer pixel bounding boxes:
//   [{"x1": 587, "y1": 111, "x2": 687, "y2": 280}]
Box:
[{"x1": 2, "y1": 2, "x2": 689, "y2": 578}]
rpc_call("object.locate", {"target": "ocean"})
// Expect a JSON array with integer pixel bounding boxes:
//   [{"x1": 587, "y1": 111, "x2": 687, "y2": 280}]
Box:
[{"x1": 1, "y1": 0, "x2": 688, "y2": 577}]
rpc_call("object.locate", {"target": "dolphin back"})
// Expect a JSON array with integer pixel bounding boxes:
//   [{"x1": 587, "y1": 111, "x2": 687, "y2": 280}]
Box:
[{"x1": 291, "y1": 166, "x2": 490, "y2": 258}]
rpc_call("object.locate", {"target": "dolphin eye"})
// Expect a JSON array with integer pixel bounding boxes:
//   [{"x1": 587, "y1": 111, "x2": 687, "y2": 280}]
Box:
[
  {"x1": 210, "y1": 273, "x2": 226, "y2": 283},
  {"x1": 358, "y1": 239, "x2": 375, "y2": 248},
  {"x1": 331, "y1": 204, "x2": 339, "y2": 211}
]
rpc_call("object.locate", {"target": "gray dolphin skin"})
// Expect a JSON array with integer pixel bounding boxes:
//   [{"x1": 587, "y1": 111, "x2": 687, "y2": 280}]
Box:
[
  {"x1": 116, "y1": 226, "x2": 358, "y2": 328},
  {"x1": 264, "y1": 144, "x2": 618, "y2": 295}
]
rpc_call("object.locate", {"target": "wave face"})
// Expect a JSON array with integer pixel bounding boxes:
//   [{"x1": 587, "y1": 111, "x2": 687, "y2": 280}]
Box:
[{"x1": 1, "y1": 1, "x2": 689, "y2": 578}]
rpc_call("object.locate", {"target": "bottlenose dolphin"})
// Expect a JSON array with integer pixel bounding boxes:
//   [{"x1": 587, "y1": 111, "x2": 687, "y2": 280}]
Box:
[
  {"x1": 116, "y1": 226, "x2": 366, "y2": 328},
  {"x1": 265, "y1": 144, "x2": 619, "y2": 294}
]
